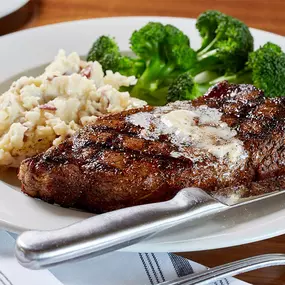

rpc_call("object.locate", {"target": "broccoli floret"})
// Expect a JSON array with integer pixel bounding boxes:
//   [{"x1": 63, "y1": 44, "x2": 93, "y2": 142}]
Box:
[
  {"x1": 130, "y1": 22, "x2": 166, "y2": 60},
  {"x1": 248, "y1": 42, "x2": 285, "y2": 97},
  {"x1": 87, "y1": 36, "x2": 120, "y2": 65},
  {"x1": 129, "y1": 23, "x2": 196, "y2": 104},
  {"x1": 196, "y1": 10, "x2": 226, "y2": 52},
  {"x1": 210, "y1": 42, "x2": 285, "y2": 97},
  {"x1": 87, "y1": 36, "x2": 144, "y2": 77},
  {"x1": 165, "y1": 11, "x2": 254, "y2": 103},
  {"x1": 192, "y1": 10, "x2": 254, "y2": 75},
  {"x1": 116, "y1": 56, "x2": 146, "y2": 77},
  {"x1": 167, "y1": 73, "x2": 209, "y2": 102}
]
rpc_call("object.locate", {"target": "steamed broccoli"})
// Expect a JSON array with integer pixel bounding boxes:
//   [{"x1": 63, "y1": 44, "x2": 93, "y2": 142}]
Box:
[
  {"x1": 190, "y1": 10, "x2": 254, "y2": 75},
  {"x1": 129, "y1": 13, "x2": 254, "y2": 104},
  {"x1": 210, "y1": 42, "x2": 285, "y2": 97},
  {"x1": 87, "y1": 36, "x2": 145, "y2": 77},
  {"x1": 130, "y1": 22, "x2": 166, "y2": 61},
  {"x1": 248, "y1": 43, "x2": 285, "y2": 97},
  {"x1": 167, "y1": 72, "x2": 212, "y2": 102},
  {"x1": 116, "y1": 56, "x2": 146, "y2": 77},
  {"x1": 87, "y1": 36, "x2": 120, "y2": 70},
  {"x1": 129, "y1": 22, "x2": 196, "y2": 104},
  {"x1": 86, "y1": 11, "x2": 285, "y2": 105}
]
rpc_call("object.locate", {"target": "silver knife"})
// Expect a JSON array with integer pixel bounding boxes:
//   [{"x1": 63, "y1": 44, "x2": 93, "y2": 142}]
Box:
[{"x1": 14, "y1": 187, "x2": 284, "y2": 270}]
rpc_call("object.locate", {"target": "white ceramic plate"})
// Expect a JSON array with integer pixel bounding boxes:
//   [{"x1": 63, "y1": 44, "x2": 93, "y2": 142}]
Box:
[
  {"x1": 0, "y1": 0, "x2": 29, "y2": 19},
  {"x1": 0, "y1": 17, "x2": 285, "y2": 252}
]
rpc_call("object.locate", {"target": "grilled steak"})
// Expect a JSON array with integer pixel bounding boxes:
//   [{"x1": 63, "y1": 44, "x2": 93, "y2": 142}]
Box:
[{"x1": 18, "y1": 81, "x2": 285, "y2": 213}]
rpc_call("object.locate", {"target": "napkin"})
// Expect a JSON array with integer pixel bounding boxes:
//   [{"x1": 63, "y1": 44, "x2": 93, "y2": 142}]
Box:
[
  {"x1": 51, "y1": 251, "x2": 251, "y2": 285},
  {"x1": 3, "y1": 231, "x2": 250, "y2": 285}
]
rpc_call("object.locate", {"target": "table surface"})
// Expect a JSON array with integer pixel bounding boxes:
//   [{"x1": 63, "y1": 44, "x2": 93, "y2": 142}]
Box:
[{"x1": 7, "y1": 0, "x2": 285, "y2": 284}]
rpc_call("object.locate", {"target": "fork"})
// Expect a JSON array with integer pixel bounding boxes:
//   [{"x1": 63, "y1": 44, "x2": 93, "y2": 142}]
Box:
[{"x1": 156, "y1": 253, "x2": 285, "y2": 285}]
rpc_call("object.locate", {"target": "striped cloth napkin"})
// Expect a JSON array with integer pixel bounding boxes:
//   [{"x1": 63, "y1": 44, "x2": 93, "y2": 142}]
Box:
[
  {"x1": 3, "y1": 231, "x2": 250, "y2": 285},
  {"x1": 50, "y1": 252, "x2": 251, "y2": 285},
  {"x1": 50, "y1": 251, "x2": 251, "y2": 285}
]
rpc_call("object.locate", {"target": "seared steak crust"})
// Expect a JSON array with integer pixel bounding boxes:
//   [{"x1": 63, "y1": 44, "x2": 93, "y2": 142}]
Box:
[{"x1": 19, "y1": 82, "x2": 285, "y2": 213}]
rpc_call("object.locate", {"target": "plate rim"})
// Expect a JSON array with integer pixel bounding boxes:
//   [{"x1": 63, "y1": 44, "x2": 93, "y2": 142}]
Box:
[{"x1": 1, "y1": 15, "x2": 285, "y2": 40}]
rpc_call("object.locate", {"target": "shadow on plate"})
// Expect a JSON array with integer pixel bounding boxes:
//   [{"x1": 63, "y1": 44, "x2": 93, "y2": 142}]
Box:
[{"x1": 0, "y1": 168, "x2": 21, "y2": 190}]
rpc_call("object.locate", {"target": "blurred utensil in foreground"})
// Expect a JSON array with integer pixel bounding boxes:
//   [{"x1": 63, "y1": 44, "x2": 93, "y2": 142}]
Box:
[
  {"x1": 157, "y1": 254, "x2": 285, "y2": 285},
  {"x1": 15, "y1": 187, "x2": 285, "y2": 269}
]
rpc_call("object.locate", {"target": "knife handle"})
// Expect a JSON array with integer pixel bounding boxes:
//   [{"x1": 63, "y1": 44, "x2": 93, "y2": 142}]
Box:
[{"x1": 15, "y1": 188, "x2": 225, "y2": 269}]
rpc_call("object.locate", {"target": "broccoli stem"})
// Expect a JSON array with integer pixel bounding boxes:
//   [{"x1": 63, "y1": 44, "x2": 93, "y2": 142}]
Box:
[
  {"x1": 197, "y1": 49, "x2": 219, "y2": 61},
  {"x1": 209, "y1": 70, "x2": 252, "y2": 85},
  {"x1": 197, "y1": 36, "x2": 219, "y2": 57},
  {"x1": 130, "y1": 58, "x2": 166, "y2": 98},
  {"x1": 189, "y1": 58, "x2": 223, "y2": 76},
  {"x1": 198, "y1": 84, "x2": 211, "y2": 95},
  {"x1": 148, "y1": 87, "x2": 169, "y2": 106},
  {"x1": 131, "y1": 59, "x2": 178, "y2": 100},
  {"x1": 194, "y1": 71, "x2": 220, "y2": 84},
  {"x1": 159, "y1": 64, "x2": 176, "y2": 78}
]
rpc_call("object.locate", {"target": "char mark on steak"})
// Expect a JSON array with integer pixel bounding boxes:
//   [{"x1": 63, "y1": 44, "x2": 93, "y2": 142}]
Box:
[{"x1": 18, "y1": 82, "x2": 285, "y2": 213}]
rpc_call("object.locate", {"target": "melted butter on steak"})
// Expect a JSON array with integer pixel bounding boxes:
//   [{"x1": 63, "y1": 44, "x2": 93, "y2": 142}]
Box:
[{"x1": 127, "y1": 102, "x2": 248, "y2": 165}]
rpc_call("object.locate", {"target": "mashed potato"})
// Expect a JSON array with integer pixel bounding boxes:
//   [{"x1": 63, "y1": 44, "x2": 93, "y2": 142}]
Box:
[{"x1": 0, "y1": 50, "x2": 146, "y2": 167}]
